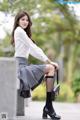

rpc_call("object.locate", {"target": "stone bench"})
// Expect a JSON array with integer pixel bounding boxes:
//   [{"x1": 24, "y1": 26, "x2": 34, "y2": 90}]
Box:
[{"x1": 0, "y1": 57, "x2": 25, "y2": 120}]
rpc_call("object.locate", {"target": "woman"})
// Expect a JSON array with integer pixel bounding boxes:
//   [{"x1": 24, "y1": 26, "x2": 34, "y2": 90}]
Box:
[{"x1": 11, "y1": 10, "x2": 61, "y2": 120}]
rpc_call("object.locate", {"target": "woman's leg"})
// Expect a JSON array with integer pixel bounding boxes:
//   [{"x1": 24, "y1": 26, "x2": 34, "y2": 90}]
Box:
[
  {"x1": 42, "y1": 64, "x2": 61, "y2": 119},
  {"x1": 45, "y1": 64, "x2": 55, "y2": 92},
  {"x1": 44, "y1": 64, "x2": 55, "y2": 110}
]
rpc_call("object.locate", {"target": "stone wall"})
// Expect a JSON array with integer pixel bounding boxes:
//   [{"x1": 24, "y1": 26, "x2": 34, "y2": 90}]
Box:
[{"x1": 0, "y1": 57, "x2": 22, "y2": 120}]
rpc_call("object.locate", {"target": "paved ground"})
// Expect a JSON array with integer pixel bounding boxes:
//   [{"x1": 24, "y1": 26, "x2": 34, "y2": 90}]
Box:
[{"x1": 17, "y1": 100, "x2": 80, "y2": 120}]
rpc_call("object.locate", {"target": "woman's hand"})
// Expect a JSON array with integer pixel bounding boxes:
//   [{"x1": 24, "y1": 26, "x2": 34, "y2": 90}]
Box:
[
  {"x1": 45, "y1": 59, "x2": 59, "y2": 70},
  {"x1": 50, "y1": 61, "x2": 59, "y2": 70}
]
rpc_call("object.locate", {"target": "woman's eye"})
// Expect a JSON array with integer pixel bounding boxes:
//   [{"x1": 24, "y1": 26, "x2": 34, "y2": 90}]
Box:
[
  {"x1": 22, "y1": 19, "x2": 25, "y2": 21},
  {"x1": 21, "y1": 19, "x2": 28, "y2": 22}
]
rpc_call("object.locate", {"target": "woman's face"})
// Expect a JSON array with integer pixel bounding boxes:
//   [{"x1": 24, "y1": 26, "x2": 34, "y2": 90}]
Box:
[{"x1": 18, "y1": 15, "x2": 29, "y2": 29}]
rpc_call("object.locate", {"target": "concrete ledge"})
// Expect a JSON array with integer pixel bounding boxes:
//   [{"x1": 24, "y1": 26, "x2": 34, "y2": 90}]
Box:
[{"x1": 0, "y1": 57, "x2": 18, "y2": 119}]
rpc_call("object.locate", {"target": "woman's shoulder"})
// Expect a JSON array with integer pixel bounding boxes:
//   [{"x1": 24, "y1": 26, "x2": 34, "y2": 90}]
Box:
[{"x1": 15, "y1": 26, "x2": 25, "y2": 35}]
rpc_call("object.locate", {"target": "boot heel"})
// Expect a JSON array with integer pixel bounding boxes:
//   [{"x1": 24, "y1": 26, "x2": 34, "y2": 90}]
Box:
[{"x1": 42, "y1": 111, "x2": 47, "y2": 119}]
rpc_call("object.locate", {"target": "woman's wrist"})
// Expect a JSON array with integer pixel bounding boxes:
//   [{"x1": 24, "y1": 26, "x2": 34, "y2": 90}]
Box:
[{"x1": 45, "y1": 59, "x2": 52, "y2": 64}]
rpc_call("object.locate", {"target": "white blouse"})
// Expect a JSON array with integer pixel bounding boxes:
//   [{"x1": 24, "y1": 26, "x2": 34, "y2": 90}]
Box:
[{"x1": 14, "y1": 26, "x2": 49, "y2": 62}]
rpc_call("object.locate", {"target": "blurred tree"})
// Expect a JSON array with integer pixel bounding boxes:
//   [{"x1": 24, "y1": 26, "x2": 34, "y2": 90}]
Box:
[{"x1": 0, "y1": 0, "x2": 80, "y2": 85}]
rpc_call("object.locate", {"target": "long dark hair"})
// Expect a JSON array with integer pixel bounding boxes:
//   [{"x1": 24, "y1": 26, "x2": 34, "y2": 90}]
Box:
[{"x1": 11, "y1": 11, "x2": 33, "y2": 45}]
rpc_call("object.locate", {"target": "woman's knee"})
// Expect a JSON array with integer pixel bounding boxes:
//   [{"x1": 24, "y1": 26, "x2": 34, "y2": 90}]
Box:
[{"x1": 45, "y1": 64, "x2": 55, "y2": 74}]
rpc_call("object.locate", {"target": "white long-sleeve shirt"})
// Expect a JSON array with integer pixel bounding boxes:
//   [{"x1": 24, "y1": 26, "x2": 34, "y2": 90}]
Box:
[{"x1": 14, "y1": 26, "x2": 49, "y2": 62}]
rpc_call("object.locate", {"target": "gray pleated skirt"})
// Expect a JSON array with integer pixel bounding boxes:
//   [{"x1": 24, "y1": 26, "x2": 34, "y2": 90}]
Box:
[{"x1": 16, "y1": 57, "x2": 46, "y2": 91}]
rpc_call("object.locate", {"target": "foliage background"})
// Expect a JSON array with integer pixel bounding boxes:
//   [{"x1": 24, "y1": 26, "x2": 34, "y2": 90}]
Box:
[{"x1": 0, "y1": 0, "x2": 80, "y2": 102}]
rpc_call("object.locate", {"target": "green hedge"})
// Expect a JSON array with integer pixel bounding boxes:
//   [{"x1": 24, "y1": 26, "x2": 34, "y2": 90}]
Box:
[
  {"x1": 32, "y1": 82, "x2": 75, "y2": 102},
  {"x1": 56, "y1": 82, "x2": 74, "y2": 102},
  {"x1": 32, "y1": 83, "x2": 46, "y2": 101},
  {"x1": 71, "y1": 71, "x2": 80, "y2": 102}
]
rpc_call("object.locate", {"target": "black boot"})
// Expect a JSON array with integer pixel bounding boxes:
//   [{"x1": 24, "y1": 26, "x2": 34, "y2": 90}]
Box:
[
  {"x1": 20, "y1": 89, "x2": 31, "y2": 98},
  {"x1": 20, "y1": 79, "x2": 31, "y2": 98},
  {"x1": 42, "y1": 106, "x2": 61, "y2": 120},
  {"x1": 42, "y1": 92, "x2": 61, "y2": 120}
]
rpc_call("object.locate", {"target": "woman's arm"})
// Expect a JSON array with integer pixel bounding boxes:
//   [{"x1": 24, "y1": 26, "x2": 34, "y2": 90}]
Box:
[
  {"x1": 15, "y1": 27, "x2": 49, "y2": 62},
  {"x1": 14, "y1": 27, "x2": 59, "y2": 69}
]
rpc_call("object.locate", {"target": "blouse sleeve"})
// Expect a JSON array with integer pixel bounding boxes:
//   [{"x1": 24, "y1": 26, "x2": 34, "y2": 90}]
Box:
[{"x1": 15, "y1": 27, "x2": 49, "y2": 62}]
